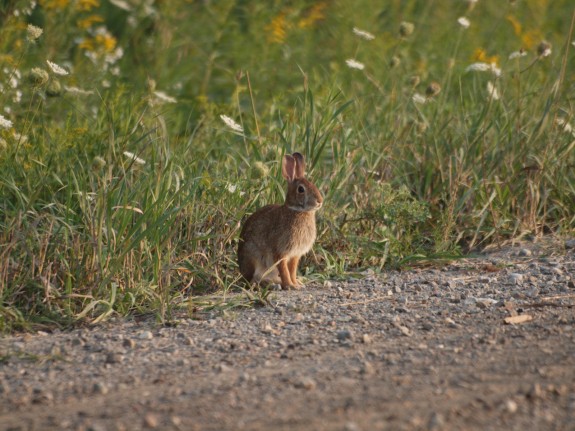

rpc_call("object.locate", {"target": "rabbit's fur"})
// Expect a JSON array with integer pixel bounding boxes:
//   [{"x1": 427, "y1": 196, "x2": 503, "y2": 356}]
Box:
[{"x1": 238, "y1": 152, "x2": 323, "y2": 289}]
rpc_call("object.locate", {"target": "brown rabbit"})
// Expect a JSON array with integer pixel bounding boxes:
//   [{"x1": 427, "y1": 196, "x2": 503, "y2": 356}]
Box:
[{"x1": 238, "y1": 152, "x2": 323, "y2": 289}]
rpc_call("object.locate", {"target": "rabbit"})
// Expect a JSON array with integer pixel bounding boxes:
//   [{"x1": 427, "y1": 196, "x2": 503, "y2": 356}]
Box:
[{"x1": 238, "y1": 152, "x2": 323, "y2": 289}]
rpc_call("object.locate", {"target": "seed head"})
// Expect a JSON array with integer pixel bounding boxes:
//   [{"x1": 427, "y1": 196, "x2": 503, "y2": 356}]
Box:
[
  {"x1": 92, "y1": 156, "x2": 107, "y2": 169},
  {"x1": 46, "y1": 79, "x2": 62, "y2": 97},
  {"x1": 408, "y1": 75, "x2": 420, "y2": 87},
  {"x1": 425, "y1": 82, "x2": 441, "y2": 98},
  {"x1": 537, "y1": 41, "x2": 552, "y2": 58},
  {"x1": 389, "y1": 56, "x2": 401, "y2": 68},
  {"x1": 28, "y1": 68, "x2": 49, "y2": 86},
  {"x1": 399, "y1": 21, "x2": 415, "y2": 38}
]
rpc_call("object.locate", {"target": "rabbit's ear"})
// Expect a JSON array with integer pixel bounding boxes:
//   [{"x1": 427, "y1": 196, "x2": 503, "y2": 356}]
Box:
[
  {"x1": 282, "y1": 154, "x2": 296, "y2": 181},
  {"x1": 292, "y1": 152, "x2": 306, "y2": 178}
]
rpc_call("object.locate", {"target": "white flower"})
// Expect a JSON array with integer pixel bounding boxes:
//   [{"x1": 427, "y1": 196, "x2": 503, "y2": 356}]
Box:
[
  {"x1": 486, "y1": 81, "x2": 500, "y2": 101},
  {"x1": 509, "y1": 50, "x2": 527, "y2": 60},
  {"x1": 345, "y1": 59, "x2": 365, "y2": 70},
  {"x1": 219, "y1": 115, "x2": 244, "y2": 133},
  {"x1": 226, "y1": 183, "x2": 237, "y2": 193},
  {"x1": 109, "y1": 0, "x2": 132, "y2": 10},
  {"x1": 457, "y1": 17, "x2": 470, "y2": 29},
  {"x1": 123, "y1": 151, "x2": 146, "y2": 165},
  {"x1": 0, "y1": 114, "x2": 13, "y2": 129},
  {"x1": 153, "y1": 91, "x2": 177, "y2": 103},
  {"x1": 26, "y1": 24, "x2": 43, "y2": 41},
  {"x1": 64, "y1": 86, "x2": 94, "y2": 96},
  {"x1": 46, "y1": 60, "x2": 69, "y2": 76},
  {"x1": 465, "y1": 62, "x2": 491, "y2": 72},
  {"x1": 412, "y1": 93, "x2": 427, "y2": 105},
  {"x1": 352, "y1": 27, "x2": 375, "y2": 41},
  {"x1": 465, "y1": 62, "x2": 501, "y2": 77}
]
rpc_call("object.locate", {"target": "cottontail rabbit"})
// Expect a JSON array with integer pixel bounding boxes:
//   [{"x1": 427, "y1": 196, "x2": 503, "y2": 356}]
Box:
[{"x1": 238, "y1": 152, "x2": 323, "y2": 289}]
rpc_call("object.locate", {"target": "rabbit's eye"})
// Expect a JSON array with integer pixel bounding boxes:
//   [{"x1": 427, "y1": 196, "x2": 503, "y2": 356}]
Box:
[{"x1": 297, "y1": 185, "x2": 305, "y2": 194}]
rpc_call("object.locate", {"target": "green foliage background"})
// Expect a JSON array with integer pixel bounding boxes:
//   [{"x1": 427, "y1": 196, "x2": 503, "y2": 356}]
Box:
[{"x1": 0, "y1": 0, "x2": 574, "y2": 330}]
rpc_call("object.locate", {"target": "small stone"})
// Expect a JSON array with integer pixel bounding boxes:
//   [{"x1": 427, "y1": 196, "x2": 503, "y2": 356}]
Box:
[
  {"x1": 138, "y1": 331, "x2": 154, "y2": 340},
  {"x1": 122, "y1": 338, "x2": 136, "y2": 349},
  {"x1": 295, "y1": 376, "x2": 316, "y2": 390},
  {"x1": 518, "y1": 248, "x2": 532, "y2": 257},
  {"x1": 105, "y1": 352, "x2": 123, "y2": 364},
  {"x1": 323, "y1": 280, "x2": 333, "y2": 289},
  {"x1": 564, "y1": 239, "x2": 575, "y2": 249},
  {"x1": 509, "y1": 273, "x2": 524, "y2": 284},
  {"x1": 144, "y1": 413, "x2": 159, "y2": 428},
  {"x1": 527, "y1": 383, "x2": 543, "y2": 400},
  {"x1": 337, "y1": 330, "x2": 353, "y2": 342},
  {"x1": 216, "y1": 363, "x2": 233, "y2": 373},
  {"x1": 505, "y1": 399, "x2": 518, "y2": 413},
  {"x1": 93, "y1": 382, "x2": 109, "y2": 395},
  {"x1": 182, "y1": 337, "x2": 194, "y2": 346},
  {"x1": 361, "y1": 334, "x2": 372, "y2": 344}
]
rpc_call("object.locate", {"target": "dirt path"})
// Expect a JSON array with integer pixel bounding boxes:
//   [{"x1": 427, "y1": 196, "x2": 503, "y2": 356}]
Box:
[{"x1": 1, "y1": 241, "x2": 574, "y2": 430}]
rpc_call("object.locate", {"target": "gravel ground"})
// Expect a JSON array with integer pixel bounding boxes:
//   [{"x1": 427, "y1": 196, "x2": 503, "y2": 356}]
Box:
[{"x1": 1, "y1": 239, "x2": 574, "y2": 431}]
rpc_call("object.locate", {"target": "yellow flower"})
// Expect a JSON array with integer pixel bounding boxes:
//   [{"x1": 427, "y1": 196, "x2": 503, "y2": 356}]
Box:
[
  {"x1": 473, "y1": 48, "x2": 499, "y2": 66},
  {"x1": 298, "y1": 2, "x2": 328, "y2": 29},
  {"x1": 265, "y1": 12, "x2": 289, "y2": 44},
  {"x1": 96, "y1": 33, "x2": 117, "y2": 52},
  {"x1": 39, "y1": 0, "x2": 70, "y2": 10},
  {"x1": 506, "y1": 15, "x2": 522, "y2": 36},
  {"x1": 77, "y1": 14, "x2": 104, "y2": 29},
  {"x1": 77, "y1": 0, "x2": 100, "y2": 12}
]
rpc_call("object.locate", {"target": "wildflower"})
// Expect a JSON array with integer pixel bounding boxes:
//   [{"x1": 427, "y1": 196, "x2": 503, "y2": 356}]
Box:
[
  {"x1": 353, "y1": 27, "x2": 375, "y2": 41},
  {"x1": 399, "y1": 21, "x2": 414, "y2": 38},
  {"x1": 26, "y1": 24, "x2": 43, "y2": 41},
  {"x1": 109, "y1": 0, "x2": 132, "y2": 10},
  {"x1": 28, "y1": 68, "x2": 49, "y2": 86},
  {"x1": 425, "y1": 82, "x2": 441, "y2": 98},
  {"x1": 412, "y1": 93, "x2": 426, "y2": 104},
  {"x1": 345, "y1": 59, "x2": 365, "y2": 70},
  {"x1": 265, "y1": 12, "x2": 288, "y2": 44},
  {"x1": 486, "y1": 81, "x2": 500, "y2": 101},
  {"x1": 466, "y1": 62, "x2": 491, "y2": 72},
  {"x1": 77, "y1": 0, "x2": 100, "y2": 12},
  {"x1": 123, "y1": 151, "x2": 146, "y2": 165},
  {"x1": 77, "y1": 14, "x2": 105, "y2": 30},
  {"x1": 226, "y1": 183, "x2": 238, "y2": 193},
  {"x1": 46, "y1": 60, "x2": 69, "y2": 76},
  {"x1": 409, "y1": 75, "x2": 420, "y2": 87},
  {"x1": 92, "y1": 156, "x2": 107, "y2": 169},
  {"x1": 457, "y1": 17, "x2": 470, "y2": 29},
  {"x1": 0, "y1": 114, "x2": 13, "y2": 129},
  {"x1": 298, "y1": 2, "x2": 327, "y2": 29},
  {"x1": 46, "y1": 79, "x2": 62, "y2": 97},
  {"x1": 219, "y1": 115, "x2": 244, "y2": 133},
  {"x1": 153, "y1": 91, "x2": 177, "y2": 104},
  {"x1": 509, "y1": 49, "x2": 526, "y2": 60},
  {"x1": 537, "y1": 41, "x2": 552, "y2": 58},
  {"x1": 465, "y1": 62, "x2": 501, "y2": 77},
  {"x1": 64, "y1": 85, "x2": 94, "y2": 96}
]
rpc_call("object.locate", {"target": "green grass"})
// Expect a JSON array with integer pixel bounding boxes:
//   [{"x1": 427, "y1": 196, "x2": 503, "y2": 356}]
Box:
[{"x1": 1, "y1": 0, "x2": 574, "y2": 331}]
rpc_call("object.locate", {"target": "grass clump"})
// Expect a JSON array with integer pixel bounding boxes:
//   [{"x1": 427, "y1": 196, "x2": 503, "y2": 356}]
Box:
[{"x1": 0, "y1": 0, "x2": 574, "y2": 330}]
